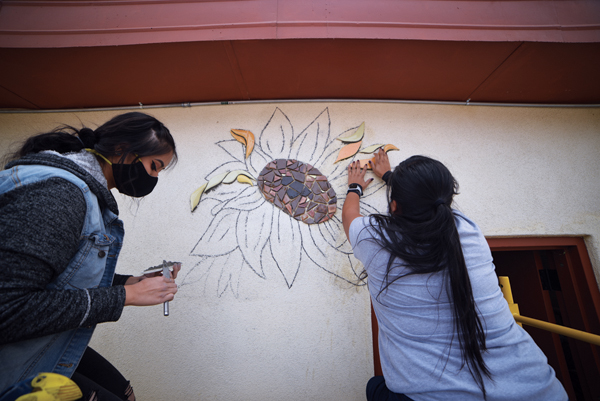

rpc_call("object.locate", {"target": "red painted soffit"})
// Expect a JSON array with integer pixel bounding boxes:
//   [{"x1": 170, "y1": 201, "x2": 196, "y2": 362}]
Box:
[{"x1": 0, "y1": 0, "x2": 599, "y2": 48}]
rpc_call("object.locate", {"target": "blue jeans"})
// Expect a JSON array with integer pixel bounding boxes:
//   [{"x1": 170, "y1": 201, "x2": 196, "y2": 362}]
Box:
[{"x1": 367, "y1": 376, "x2": 415, "y2": 401}]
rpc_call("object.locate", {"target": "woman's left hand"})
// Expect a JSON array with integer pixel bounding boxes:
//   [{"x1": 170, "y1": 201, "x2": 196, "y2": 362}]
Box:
[
  {"x1": 125, "y1": 276, "x2": 144, "y2": 285},
  {"x1": 347, "y1": 160, "x2": 374, "y2": 189}
]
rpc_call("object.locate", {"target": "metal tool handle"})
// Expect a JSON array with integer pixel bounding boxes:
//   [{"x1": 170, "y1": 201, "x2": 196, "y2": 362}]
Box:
[{"x1": 162, "y1": 260, "x2": 171, "y2": 317}]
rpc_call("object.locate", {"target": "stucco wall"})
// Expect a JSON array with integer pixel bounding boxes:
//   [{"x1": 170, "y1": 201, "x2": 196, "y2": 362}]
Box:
[{"x1": 1, "y1": 102, "x2": 599, "y2": 400}]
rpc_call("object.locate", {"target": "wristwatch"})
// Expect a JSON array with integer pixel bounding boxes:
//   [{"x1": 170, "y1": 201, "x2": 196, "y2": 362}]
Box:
[{"x1": 347, "y1": 183, "x2": 363, "y2": 197}]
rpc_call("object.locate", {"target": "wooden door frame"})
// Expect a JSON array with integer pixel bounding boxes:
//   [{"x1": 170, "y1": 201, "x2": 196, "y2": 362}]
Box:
[{"x1": 486, "y1": 236, "x2": 600, "y2": 325}]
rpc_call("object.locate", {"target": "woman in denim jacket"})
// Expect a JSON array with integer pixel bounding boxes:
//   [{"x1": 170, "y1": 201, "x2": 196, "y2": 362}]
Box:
[{"x1": 0, "y1": 112, "x2": 180, "y2": 401}]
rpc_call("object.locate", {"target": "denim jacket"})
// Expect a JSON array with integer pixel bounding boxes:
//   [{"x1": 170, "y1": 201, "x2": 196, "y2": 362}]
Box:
[{"x1": 0, "y1": 163, "x2": 124, "y2": 390}]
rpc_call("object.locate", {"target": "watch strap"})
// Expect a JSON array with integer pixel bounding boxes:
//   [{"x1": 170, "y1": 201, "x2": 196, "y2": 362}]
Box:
[{"x1": 347, "y1": 183, "x2": 363, "y2": 197}]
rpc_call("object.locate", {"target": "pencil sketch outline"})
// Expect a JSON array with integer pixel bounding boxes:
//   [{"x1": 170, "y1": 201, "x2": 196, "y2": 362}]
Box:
[{"x1": 181, "y1": 108, "x2": 387, "y2": 297}]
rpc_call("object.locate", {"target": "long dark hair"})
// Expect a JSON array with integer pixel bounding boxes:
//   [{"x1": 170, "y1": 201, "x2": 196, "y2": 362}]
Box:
[
  {"x1": 4, "y1": 112, "x2": 177, "y2": 168},
  {"x1": 369, "y1": 155, "x2": 491, "y2": 398}
]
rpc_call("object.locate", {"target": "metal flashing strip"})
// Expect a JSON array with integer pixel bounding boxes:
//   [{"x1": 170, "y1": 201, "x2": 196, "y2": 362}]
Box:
[{"x1": 1, "y1": 99, "x2": 599, "y2": 114}]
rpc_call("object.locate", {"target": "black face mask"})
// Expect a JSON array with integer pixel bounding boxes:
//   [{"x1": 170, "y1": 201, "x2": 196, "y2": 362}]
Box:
[
  {"x1": 111, "y1": 160, "x2": 158, "y2": 198},
  {"x1": 85, "y1": 149, "x2": 158, "y2": 198}
]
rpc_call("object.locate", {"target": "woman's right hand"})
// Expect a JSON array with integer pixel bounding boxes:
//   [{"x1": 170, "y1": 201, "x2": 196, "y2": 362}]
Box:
[
  {"x1": 369, "y1": 148, "x2": 392, "y2": 179},
  {"x1": 124, "y1": 275, "x2": 178, "y2": 306}
]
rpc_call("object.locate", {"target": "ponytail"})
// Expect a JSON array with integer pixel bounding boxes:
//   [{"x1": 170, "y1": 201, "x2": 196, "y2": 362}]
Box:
[
  {"x1": 3, "y1": 125, "x2": 92, "y2": 166},
  {"x1": 442, "y1": 206, "x2": 490, "y2": 399}
]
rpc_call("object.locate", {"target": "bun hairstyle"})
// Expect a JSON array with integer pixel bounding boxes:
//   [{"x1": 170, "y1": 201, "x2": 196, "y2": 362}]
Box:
[
  {"x1": 78, "y1": 127, "x2": 98, "y2": 149},
  {"x1": 4, "y1": 112, "x2": 177, "y2": 168},
  {"x1": 370, "y1": 155, "x2": 492, "y2": 399}
]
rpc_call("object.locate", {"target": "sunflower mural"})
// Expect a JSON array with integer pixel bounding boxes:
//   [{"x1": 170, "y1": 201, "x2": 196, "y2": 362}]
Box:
[{"x1": 182, "y1": 108, "x2": 398, "y2": 297}]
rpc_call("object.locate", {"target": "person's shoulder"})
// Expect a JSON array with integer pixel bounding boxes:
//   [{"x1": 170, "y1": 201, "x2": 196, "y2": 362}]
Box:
[
  {"x1": 8, "y1": 152, "x2": 118, "y2": 214},
  {"x1": 349, "y1": 215, "x2": 373, "y2": 247},
  {"x1": 1, "y1": 177, "x2": 86, "y2": 220},
  {"x1": 350, "y1": 215, "x2": 375, "y2": 235},
  {"x1": 452, "y1": 209, "x2": 482, "y2": 234}
]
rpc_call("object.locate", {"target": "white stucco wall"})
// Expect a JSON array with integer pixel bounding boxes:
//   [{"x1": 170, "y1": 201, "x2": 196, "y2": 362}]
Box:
[{"x1": 1, "y1": 102, "x2": 599, "y2": 400}]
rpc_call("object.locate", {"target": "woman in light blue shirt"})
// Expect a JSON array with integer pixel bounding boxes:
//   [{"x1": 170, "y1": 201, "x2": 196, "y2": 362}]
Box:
[{"x1": 342, "y1": 149, "x2": 567, "y2": 401}]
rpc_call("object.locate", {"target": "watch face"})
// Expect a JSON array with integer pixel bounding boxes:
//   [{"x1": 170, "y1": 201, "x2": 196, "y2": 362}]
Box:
[{"x1": 349, "y1": 183, "x2": 359, "y2": 189}]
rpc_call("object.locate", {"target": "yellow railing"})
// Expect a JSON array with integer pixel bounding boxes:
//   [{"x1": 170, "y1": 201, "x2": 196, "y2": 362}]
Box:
[{"x1": 498, "y1": 276, "x2": 600, "y2": 347}]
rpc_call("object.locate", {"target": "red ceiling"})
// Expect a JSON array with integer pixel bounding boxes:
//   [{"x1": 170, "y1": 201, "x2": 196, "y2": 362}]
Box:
[{"x1": 0, "y1": 0, "x2": 599, "y2": 110}]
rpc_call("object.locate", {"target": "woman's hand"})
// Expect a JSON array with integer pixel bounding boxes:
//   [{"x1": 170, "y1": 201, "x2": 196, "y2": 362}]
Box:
[
  {"x1": 369, "y1": 148, "x2": 392, "y2": 179},
  {"x1": 347, "y1": 160, "x2": 374, "y2": 189},
  {"x1": 124, "y1": 276, "x2": 144, "y2": 285},
  {"x1": 124, "y1": 274, "x2": 178, "y2": 306}
]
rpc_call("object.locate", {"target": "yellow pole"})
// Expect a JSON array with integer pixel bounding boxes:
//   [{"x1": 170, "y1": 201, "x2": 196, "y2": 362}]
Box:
[
  {"x1": 498, "y1": 276, "x2": 600, "y2": 347},
  {"x1": 514, "y1": 315, "x2": 600, "y2": 347},
  {"x1": 498, "y1": 276, "x2": 522, "y2": 327}
]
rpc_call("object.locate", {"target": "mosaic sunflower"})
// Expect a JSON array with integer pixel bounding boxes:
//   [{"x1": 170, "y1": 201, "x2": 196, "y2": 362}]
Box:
[{"x1": 181, "y1": 108, "x2": 393, "y2": 297}]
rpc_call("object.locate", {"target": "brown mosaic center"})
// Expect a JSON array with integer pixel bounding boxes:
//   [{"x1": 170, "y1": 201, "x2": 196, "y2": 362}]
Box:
[{"x1": 257, "y1": 159, "x2": 337, "y2": 224}]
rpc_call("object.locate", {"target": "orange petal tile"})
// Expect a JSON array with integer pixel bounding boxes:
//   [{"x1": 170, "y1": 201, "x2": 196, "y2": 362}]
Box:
[
  {"x1": 356, "y1": 158, "x2": 374, "y2": 169},
  {"x1": 334, "y1": 140, "x2": 362, "y2": 163},
  {"x1": 230, "y1": 129, "x2": 255, "y2": 158}
]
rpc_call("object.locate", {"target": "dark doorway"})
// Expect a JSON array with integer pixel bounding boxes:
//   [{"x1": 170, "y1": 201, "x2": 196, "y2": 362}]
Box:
[{"x1": 489, "y1": 237, "x2": 600, "y2": 401}]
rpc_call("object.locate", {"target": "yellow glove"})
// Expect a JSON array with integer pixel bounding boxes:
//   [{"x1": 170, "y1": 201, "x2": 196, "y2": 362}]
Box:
[{"x1": 16, "y1": 373, "x2": 81, "y2": 401}]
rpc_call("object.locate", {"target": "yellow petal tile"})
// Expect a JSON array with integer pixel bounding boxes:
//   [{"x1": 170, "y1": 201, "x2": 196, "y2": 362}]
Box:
[
  {"x1": 337, "y1": 122, "x2": 365, "y2": 143},
  {"x1": 190, "y1": 182, "x2": 207, "y2": 212},
  {"x1": 223, "y1": 170, "x2": 255, "y2": 184},
  {"x1": 237, "y1": 175, "x2": 254, "y2": 186},
  {"x1": 359, "y1": 144, "x2": 385, "y2": 154},
  {"x1": 205, "y1": 171, "x2": 229, "y2": 192}
]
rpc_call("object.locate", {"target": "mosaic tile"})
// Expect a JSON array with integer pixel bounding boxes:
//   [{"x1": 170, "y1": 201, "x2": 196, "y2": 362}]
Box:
[
  {"x1": 258, "y1": 159, "x2": 337, "y2": 224},
  {"x1": 289, "y1": 181, "x2": 304, "y2": 193},
  {"x1": 291, "y1": 170, "x2": 305, "y2": 182},
  {"x1": 314, "y1": 211, "x2": 324, "y2": 222},
  {"x1": 291, "y1": 197, "x2": 301, "y2": 210}
]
